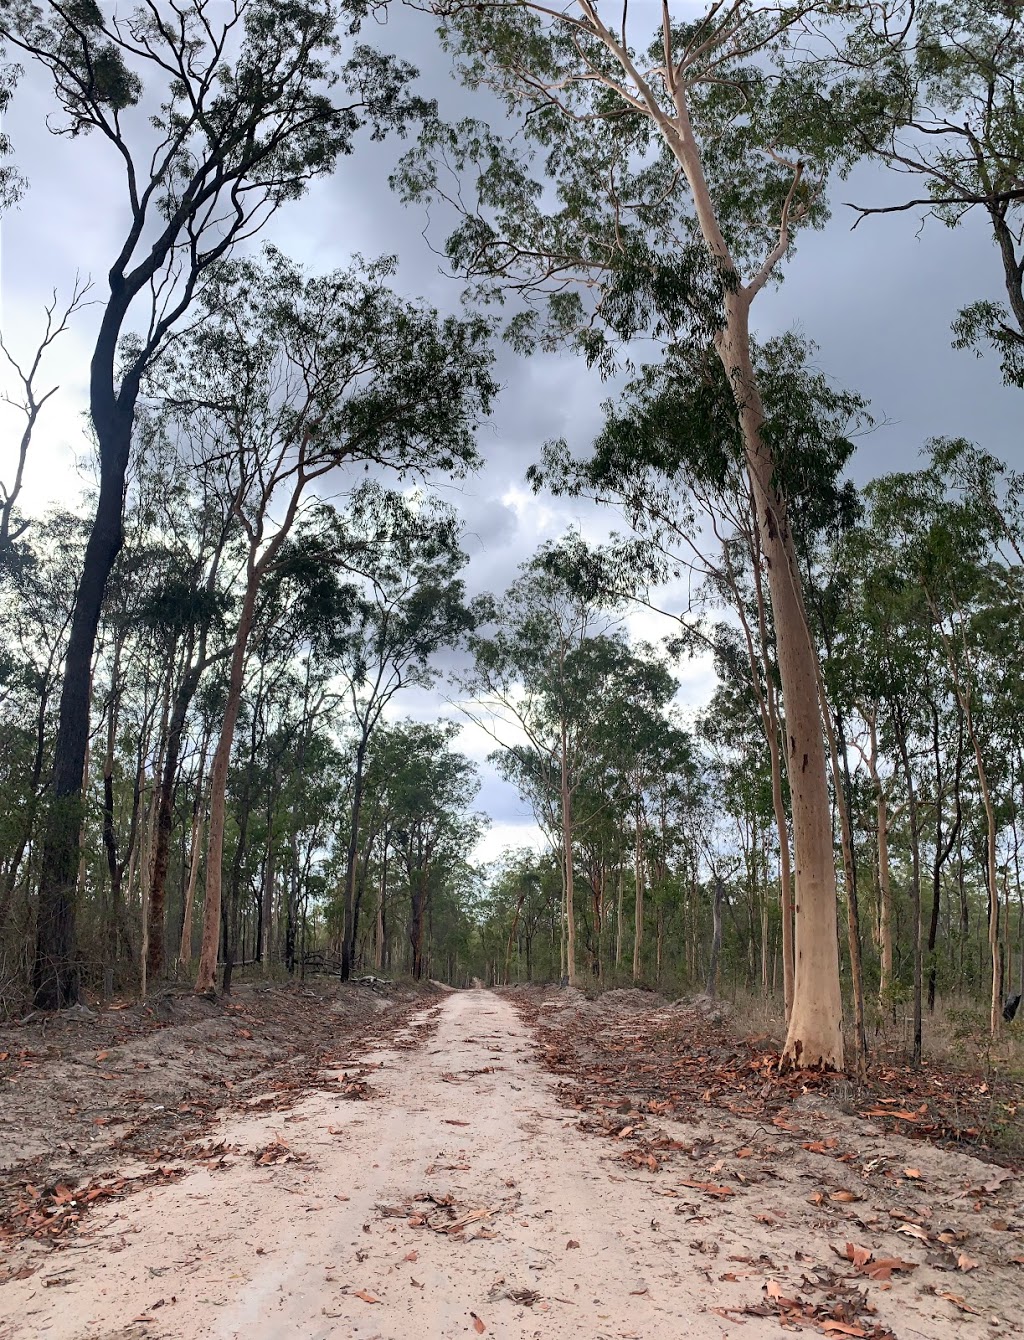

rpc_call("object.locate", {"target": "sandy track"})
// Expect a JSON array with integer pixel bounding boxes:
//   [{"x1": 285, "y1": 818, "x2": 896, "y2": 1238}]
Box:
[{"x1": 4, "y1": 989, "x2": 754, "y2": 1339}]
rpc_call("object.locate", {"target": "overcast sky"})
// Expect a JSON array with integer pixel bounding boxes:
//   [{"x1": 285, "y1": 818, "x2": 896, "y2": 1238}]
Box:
[{"x1": 1, "y1": 2, "x2": 1020, "y2": 863}]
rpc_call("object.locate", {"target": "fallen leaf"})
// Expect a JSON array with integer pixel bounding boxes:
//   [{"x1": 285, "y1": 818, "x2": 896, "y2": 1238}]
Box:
[
  {"x1": 404, "y1": 1250, "x2": 418, "y2": 1262},
  {"x1": 864, "y1": 1257, "x2": 917, "y2": 1281},
  {"x1": 352, "y1": 1290, "x2": 380, "y2": 1304},
  {"x1": 680, "y1": 1180, "x2": 735, "y2": 1199},
  {"x1": 471, "y1": 1312, "x2": 486, "y2": 1333},
  {"x1": 983, "y1": 1169, "x2": 1014, "y2": 1193},
  {"x1": 837, "y1": 1242, "x2": 872, "y2": 1270},
  {"x1": 821, "y1": 1325, "x2": 868, "y2": 1337},
  {"x1": 957, "y1": 1253, "x2": 980, "y2": 1272},
  {"x1": 903, "y1": 1168, "x2": 922, "y2": 1180},
  {"x1": 861, "y1": 1108, "x2": 920, "y2": 1122},
  {"x1": 444, "y1": 1119, "x2": 470, "y2": 1127},
  {"x1": 566, "y1": 1239, "x2": 580, "y2": 1249},
  {"x1": 829, "y1": 1189, "x2": 860, "y2": 1203},
  {"x1": 934, "y1": 1289, "x2": 980, "y2": 1314}
]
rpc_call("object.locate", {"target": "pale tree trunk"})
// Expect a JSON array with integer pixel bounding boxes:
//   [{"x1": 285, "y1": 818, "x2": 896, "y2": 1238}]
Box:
[
  {"x1": 141, "y1": 671, "x2": 173, "y2": 998},
  {"x1": 753, "y1": 560, "x2": 795, "y2": 1017},
  {"x1": 615, "y1": 863, "x2": 624, "y2": 969},
  {"x1": 574, "y1": 0, "x2": 842, "y2": 1068},
  {"x1": 706, "y1": 875, "x2": 724, "y2": 1000},
  {"x1": 893, "y1": 711, "x2": 923, "y2": 1064},
  {"x1": 559, "y1": 722, "x2": 577, "y2": 986},
  {"x1": 978, "y1": 753, "x2": 1000, "y2": 1035},
  {"x1": 74, "y1": 687, "x2": 93, "y2": 910},
  {"x1": 632, "y1": 802, "x2": 644, "y2": 981},
  {"x1": 816, "y1": 677, "x2": 867, "y2": 1072},
  {"x1": 865, "y1": 713, "x2": 894, "y2": 1006},
  {"x1": 932, "y1": 609, "x2": 1001, "y2": 1036},
  {"x1": 721, "y1": 310, "x2": 843, "y2": 1068},
  {"x1": 177, "y1": 794, "x2": 206, "y2": 973},
  {"x1": 260, "y1": 817, "x2": 276, "y2": 976},
  {"x1": 195, "y1": 582, "x2": 259, "y2": 995},
  {"x1": 374, "y1": 853, "x2": 386, "y2": 972}
]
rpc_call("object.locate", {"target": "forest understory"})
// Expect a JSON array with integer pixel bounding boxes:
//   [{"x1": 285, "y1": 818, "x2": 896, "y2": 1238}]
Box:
[{"x1": 1, "y1": 983, "x2": 1022, "y2": 1339}]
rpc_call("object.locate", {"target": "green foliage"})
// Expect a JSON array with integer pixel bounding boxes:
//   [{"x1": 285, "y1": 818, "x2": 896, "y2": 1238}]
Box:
[{"x1": 394, "y1": 3, "x2": 866, "y2": 366}]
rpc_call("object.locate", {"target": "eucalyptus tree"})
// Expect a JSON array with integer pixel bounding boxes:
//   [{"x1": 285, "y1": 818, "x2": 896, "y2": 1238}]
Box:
[
  {"x1": 0, "y1": 58, "x2": 21, "y2": 212},
  {"x1": 867, "y1": 461, "x2": 1023, "y2": 1035},
  {"x1": 3, "y1": 0, "x2": 433, "y2": 1009},
  {"x1": 461, "y1": 536, "x2": 621, "y2": 986},
  {"x1": 331, "y1": 494, "x2": 478, "y2": 981},
  {"x1": 537, "y1": 332, "x2": 865, "y2": 1032},
  {"x1": 146, "y1": 249, "x2": 494, "y2": 995},
  {"x1": 834, "y1": 3, "x2": 1024, "y2": 387},
  {"x1": 0, "y1": 512, "x2": 85, "y2": 937},
  {"x1": 366, "y1": 720, "x2": 483, "y2": 979},
  {"x1": 396, "y1": 0, "x2": 901, "y2": 1066}
]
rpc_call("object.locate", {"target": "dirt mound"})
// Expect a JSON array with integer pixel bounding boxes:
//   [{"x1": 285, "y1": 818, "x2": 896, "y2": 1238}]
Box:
[{"x1": 0, "y1": 976, "x2": 441, "y2": 1240}]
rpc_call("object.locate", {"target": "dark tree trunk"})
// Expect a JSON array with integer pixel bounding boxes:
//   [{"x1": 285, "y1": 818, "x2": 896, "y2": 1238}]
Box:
[
  {"x1": 32, "y1": 385, "x2": 133, "y2": 1009},
  {"x1": 341, "y1": 731, "x2": 370, "y2": 981},
  {"x1": 894, "y1": 709, "x2": 923, "y2": 1065},
  {"x1": 410, "y1": 878, "x2": 428, "y2": 980},
  {"x1": 148, "y1": 655, "x2": 205, "y2": 982},
  {"x1": 927, "y1": 702, "x2": 963, "y2": 1011}
]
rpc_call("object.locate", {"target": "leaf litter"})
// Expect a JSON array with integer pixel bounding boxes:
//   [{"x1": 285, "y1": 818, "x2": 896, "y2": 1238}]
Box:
[{"x1": 509, "y1": 984, "x2": 1024, "y2": 1335}]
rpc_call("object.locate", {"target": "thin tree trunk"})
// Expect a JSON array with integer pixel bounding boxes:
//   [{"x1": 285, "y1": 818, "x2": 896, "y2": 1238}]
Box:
[
  {"x1": 195, "y1": 583, "x2": 258, "y2": 995},
  {"x1": 260, "y1": 813, "x2": 276, "y2": 975},
  {"x1": 749, "y1": 522, "x2": 795, "y2": 1017},
  {"x1": 817, "y1": 676, "x2": 866, "y2": 1072},
  {"x1": 632, "y1": 804, "x2": 644, "y2": 981},
  {"x1": 341, "y1": 733, "x2": 370, "y2": 982},
  {"x1": 615, "y1": 863, "x2": 624, "y2": 970},
  {"x1": 148, "y1": 649, "x2": 208, "y2": 982},
  {"x1": 866, "y1": 714, "x2": 894, "y2": 1007},
  {"x1": 706, "y1": 876, "x2": 724, "y2": 1000},
  {"x1": 894, "y1": 712, "x2": 923, "y2": 1065},
  {"x1": 177, "y1": 790, "x2": 206, "y2": 973},
  {"x1": 560, "y1": 721, "x2": 577, "y2": 987}
]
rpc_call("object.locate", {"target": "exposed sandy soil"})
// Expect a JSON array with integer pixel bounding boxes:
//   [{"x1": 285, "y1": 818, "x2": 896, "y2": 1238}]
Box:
[
  {"x1": 1, "y1": 988, "x2": 1022, "y2": 1340},
  {"x1": 0, "y1": 978, "x2": 441, "y2": 1245}
]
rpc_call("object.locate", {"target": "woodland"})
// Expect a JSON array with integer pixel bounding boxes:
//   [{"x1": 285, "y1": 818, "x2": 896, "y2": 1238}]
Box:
[{"x1": 0, "y1": 0, "x2": 1023, "y2": 1085}]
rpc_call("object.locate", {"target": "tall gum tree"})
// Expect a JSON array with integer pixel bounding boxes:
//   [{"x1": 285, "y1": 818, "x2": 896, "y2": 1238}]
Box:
[
  {"x1": 332, "y1": 501, "x2": 476, "y2": 982},
  {"x1": 396, "y1": 0, "x2": 887, "y2": 1067},
  {"x1": 460, "y1": 538, "x2": 622, "y2": 988},
  {"x1": 146, "y1": 249, "x2": 495, "y2": 996},
  {"x1": 532, "y1": 332, "x2": 868, "y2": 1022},
  {"x1": 1, "y1": 0, "x2": 432, "y2": 1008}
]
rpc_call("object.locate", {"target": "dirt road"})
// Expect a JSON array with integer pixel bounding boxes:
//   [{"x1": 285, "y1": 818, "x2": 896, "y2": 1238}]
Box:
[
  {"x1": 2, "y1": 990, "x2": 753, "y2": 1338},
  {"x1": 2, "y1": 989, "x2": 1019, "y2": 1339}
]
